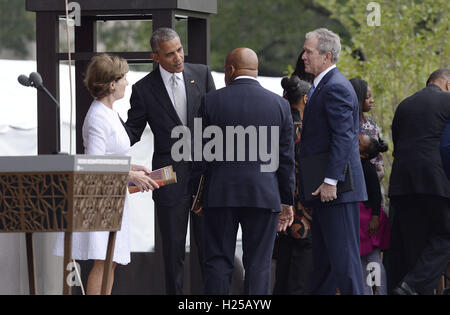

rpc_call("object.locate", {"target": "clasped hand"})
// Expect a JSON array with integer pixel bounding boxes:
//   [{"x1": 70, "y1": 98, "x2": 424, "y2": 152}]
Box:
[
  {"x1": 312, "y1": 182, "x2": 337, "y2": 203},
  {"x1": 128, "y1": 165, "x2": 160, "y2": 192}
]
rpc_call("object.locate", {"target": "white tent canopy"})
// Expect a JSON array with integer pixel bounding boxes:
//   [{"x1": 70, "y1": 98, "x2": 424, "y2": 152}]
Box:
[{"x1": 0, "y1": 59, "x2": 284, "y2": 252}]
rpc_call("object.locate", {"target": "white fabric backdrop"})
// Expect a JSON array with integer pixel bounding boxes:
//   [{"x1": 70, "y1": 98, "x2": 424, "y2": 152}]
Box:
[
  {"x1": 0, "y1": 59, "x2": 284, "y2": 252},
  {"x1": 0, "y1": 59, "x2": 283, "y2": 293}
]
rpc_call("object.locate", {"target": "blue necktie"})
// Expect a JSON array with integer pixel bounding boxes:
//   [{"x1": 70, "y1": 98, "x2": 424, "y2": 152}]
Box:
[{"x1": 307, "y1": 84, "x2": 315, "y2": 103}]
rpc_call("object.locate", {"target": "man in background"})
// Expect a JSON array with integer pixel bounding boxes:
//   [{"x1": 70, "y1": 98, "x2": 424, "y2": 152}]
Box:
[{"x1": 389, "y1": 68, "x2": 450, "y2": 295}]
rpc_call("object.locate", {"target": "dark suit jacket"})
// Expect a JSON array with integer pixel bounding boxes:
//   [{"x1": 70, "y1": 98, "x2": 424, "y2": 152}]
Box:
[
  {"x1": 440, "y1": 120, "x2": 450, "y2": 180},
  {"x1": 389, "y1": 84, "x2": 450, "y2": 198},
  {"x1": 299, "y1": 67, "x2": 367, "y2": 206},
  {"x1": 125, "y1": 63, "x2": 216, "y2": 206},
  {"x1": 191, "y1": 78, "x2": 295, "y2": 211}
]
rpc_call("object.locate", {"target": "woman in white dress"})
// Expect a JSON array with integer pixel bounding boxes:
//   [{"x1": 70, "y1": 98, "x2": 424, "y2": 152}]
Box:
[{"x1": 54, "y1": 54, "x2": 159, "y2": 294}]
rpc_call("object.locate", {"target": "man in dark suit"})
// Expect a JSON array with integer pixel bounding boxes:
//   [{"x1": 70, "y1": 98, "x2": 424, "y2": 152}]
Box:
[
  {"x1": 191, "y1": 48, "x2": 295, "y2": 295},
  {"x1": 441, "y1": 123, "x2": 450, "y2": 180},
  {"x1": 125, "y1": 28, "x2": 216, "y2": 294},
  {"x1": 299, "y1": 28, "x2": 367, "y2": 294},
  {"x1": 389, "y1": 68, "x2": 450, "y2": 295}
]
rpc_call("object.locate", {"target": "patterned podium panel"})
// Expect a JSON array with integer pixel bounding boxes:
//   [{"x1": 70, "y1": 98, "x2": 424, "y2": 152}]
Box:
[
  {"x1": 73, "y1": 173, "x2": 127, "y2": 231},
  {"x1": 0, "y1": 155, "x2": 130, "y2": 295},
  {"x1": 0, "y1": 172, "x2": 127, "y2": 233},
  {"x1": 0, "y1": 155, "x2": 130, "y2": 233},
  {"x1": 0, "y1": 173, "x2": 69, "y2": 232}
]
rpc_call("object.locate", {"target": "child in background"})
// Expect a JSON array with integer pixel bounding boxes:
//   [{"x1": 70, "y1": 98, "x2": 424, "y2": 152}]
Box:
[{"x1": 359, "y1": 134, "x2": 390, "y2": 295}]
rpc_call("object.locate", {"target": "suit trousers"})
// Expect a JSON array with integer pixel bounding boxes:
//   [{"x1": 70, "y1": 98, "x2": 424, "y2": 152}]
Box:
[
  {"x1": 388, "y1": 195, "x2": 450, "y2": 294},
  {"x1": 272, "y1": 234, "x2": 313, "y2": 295},
  {"x1": 310, "y1": 202, "x2": 364, "y2": 295},
  {"x1": 203, "y1": 207, "x2": 278, "y2": 295},
  {"x1": 156, "y1": 200, "x2": 205, "y2": 295}
]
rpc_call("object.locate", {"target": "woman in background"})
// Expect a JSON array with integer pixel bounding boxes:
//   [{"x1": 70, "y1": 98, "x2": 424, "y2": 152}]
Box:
[
  {"x1": 350, "y1": 78, "x2": 386, "y2": 180},
  {"x1": 358, "y1": 134, "x2": 390, "y2": 295},
  {"x1": 273, "y1": 74, "x2": 313, "y2": 295},
  {"x1": 292, "y1": 52, "x2": 315, "y2": 83},
  {"x1": 54, "y1": 54, "x2": 159, "y2": 295}
]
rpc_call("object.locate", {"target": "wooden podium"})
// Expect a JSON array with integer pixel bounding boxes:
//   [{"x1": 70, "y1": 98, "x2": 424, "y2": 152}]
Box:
[{"x1": 0, "y1": 155, "x2": 131, "y2": 295}]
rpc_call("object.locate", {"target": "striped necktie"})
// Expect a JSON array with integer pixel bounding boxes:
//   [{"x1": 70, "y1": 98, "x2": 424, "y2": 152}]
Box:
[{"x1": 171, "y1": 74, "x2": 187, "y2": 125}]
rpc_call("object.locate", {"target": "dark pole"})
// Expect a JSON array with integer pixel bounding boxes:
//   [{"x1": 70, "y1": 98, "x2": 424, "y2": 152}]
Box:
[
  {"x1": 36, "y1": 12, "x2": 60, "y2": 155},
  {"x1": 187, "y1": 17, "x2": 210, "y2": 65},
  {"x1": 152, "y1": 10, "x2": 175, "y2": 71},
  {"x1": 75, "y1": 16, "x2": 97, "y2": 154},
  {"x1": 187, "y1": 15, "x2": 210, "y2": 295},
  {"x1": 37, "y1": 83, "x2": 61, "y2": 154}
]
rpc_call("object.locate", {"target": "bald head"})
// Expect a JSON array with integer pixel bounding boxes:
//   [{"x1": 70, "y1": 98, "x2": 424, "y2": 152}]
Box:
[
  {"x1": 427, "y1": 68, "x2": 450, "y2": 92},
  {"x1": 224, "y1": 48, "x2": 258, "y2": 86}
]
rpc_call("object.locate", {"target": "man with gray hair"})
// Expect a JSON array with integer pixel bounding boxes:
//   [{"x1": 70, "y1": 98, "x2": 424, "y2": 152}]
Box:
[
  {"x1": 298, "y1": 28, "x2": 367, "y2": 294},
  {"x1": 125, "y1": 27, "x2": 216, "y2": 294}
]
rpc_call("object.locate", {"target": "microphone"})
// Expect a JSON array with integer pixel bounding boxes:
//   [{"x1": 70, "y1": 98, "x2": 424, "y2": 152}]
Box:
[
  {"x1": 18, "y1": 72, "x2": 45, "y2": 89},
  {"x1": 18, "y1": 74, "x2": 31, "y2": 87},
  {"x1": 18, "y1": 72, "x2": 59, "y2": 108},
  {"x1": 17, "y1": 71, "x2": 63, "y2": 154},
  {"x1": 29, "y1": 72, "x2": 43, "y2": 88}
]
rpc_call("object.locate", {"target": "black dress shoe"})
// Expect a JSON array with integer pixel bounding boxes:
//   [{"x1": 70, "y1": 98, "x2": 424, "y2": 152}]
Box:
[{"x1": 392, "y1": 282, "x2": 419, "y2": 295}]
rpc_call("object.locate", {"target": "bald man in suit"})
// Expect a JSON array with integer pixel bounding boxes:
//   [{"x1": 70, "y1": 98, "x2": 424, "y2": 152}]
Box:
[
  {"x1": 389, "y1": 68, "x2": 450, "y2": 295},
  {"x1": 191, "y1": 48, "x2": 295, "y2": 294}
]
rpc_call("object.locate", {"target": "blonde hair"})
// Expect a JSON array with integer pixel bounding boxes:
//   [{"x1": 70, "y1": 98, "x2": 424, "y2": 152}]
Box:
[{"x1": 84, "y1": 53, "x2": 129, "y2": 99}]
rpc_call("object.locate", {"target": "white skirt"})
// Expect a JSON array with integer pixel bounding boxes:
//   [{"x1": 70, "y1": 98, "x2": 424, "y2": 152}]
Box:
[{"x1": 53, "y1": 196, "x2": 131, "y2": 265}]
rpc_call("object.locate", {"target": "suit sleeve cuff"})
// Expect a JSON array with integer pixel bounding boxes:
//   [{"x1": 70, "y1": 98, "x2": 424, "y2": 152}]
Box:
[{"x1": 324, "y1": 178, "x2": 338, "y2": 186}]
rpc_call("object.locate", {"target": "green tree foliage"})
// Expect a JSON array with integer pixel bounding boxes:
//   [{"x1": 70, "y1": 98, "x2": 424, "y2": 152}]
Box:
[
  {"x1": 0, "y1": 0, "x2": 35, "y2": 57},
  {"x1": 96, "y1": 0, "x2": 346, "y2": 75},
  {"x1": 210, "y1": 0, "x2": 348, "y2": 76},
  {"x1": 0, "y1": 0, "x2": 346, "y2": 75},
  {"x1": 314, "y1": 0, "x2": 449, "y2": 190}
]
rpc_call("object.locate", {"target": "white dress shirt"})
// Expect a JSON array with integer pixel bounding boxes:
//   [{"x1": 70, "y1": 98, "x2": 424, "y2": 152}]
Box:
[
  {"x1": 234, "y1": 75, "x2": 258, "y2": 81},
  {"x1": 313, "y1": 64, "x2": 336, "y2": 90},
  {"x1": 313, "y1": 64, "x2": 338, "y2": 186},
  {"x1": 159, "y1": 64, "x2": 186, "y2": 109}
]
